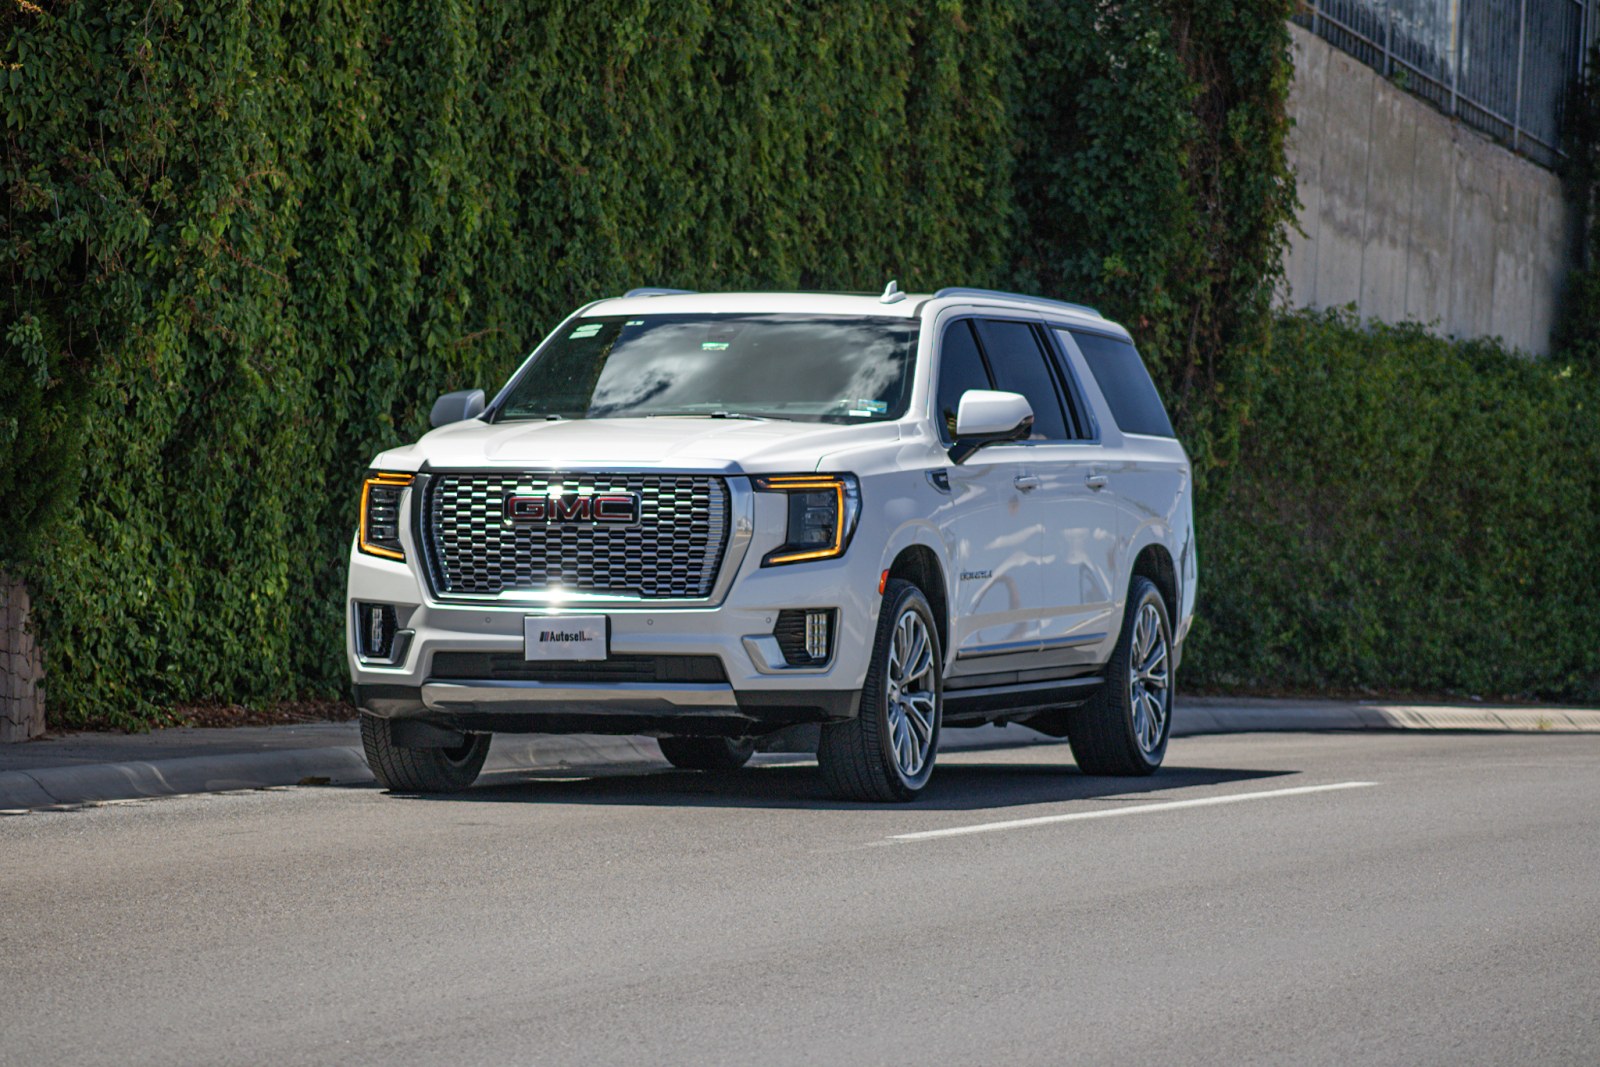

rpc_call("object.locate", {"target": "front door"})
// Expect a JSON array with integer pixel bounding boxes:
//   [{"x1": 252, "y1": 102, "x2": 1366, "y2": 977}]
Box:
[{"x1": 930, "y1": 318, "x2": 1047, "y2": 676}]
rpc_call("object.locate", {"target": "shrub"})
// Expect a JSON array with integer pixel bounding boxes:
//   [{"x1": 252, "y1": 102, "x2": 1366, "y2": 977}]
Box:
[{"x1": 1188, "y1": 310, "x2": 1600, "y2": 702}]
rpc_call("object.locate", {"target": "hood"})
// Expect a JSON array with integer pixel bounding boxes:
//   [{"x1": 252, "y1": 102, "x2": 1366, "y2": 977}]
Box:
[{"x1": 373, "y1": 416, "x2": 899, "y2": 474}]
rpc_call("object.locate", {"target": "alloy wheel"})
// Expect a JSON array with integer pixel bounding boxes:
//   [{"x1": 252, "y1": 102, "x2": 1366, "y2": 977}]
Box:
[
  {"x1": 885, "y1": 609, "x2": 938, "y2": 778},
  {"x1": 1127, "y1": 600, "x2": 1170, "y2": 754}
]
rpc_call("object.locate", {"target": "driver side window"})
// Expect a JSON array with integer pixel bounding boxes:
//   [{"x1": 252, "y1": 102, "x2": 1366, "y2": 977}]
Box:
[{"x1": 935, "y1": 320, "x2": 995, "y2": 444}]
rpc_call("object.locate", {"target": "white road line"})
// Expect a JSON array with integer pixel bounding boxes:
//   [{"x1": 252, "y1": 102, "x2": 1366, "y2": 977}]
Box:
[{"x1": 890, "y1": 781, "x2": 1379, "y2": 842}]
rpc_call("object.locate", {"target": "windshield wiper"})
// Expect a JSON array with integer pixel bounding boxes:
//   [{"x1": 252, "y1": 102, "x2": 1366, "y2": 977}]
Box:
[{"x1": 644, "y1": 411, "x2": 780, "y2": 421}]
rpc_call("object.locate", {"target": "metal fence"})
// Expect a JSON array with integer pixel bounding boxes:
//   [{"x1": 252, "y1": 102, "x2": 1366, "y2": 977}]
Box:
[{"x1": 1295, "y1": 0, "x2": 1593, "y2": 167}]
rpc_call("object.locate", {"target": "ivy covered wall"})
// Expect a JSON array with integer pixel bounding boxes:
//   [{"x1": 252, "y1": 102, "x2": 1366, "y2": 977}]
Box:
[{"x1": 33, "y1": 1, "x2": 1537, "y2": 725}]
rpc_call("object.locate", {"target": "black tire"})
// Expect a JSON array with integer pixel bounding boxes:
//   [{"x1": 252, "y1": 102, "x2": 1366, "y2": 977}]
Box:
[
  {"x1": 360, "y1": 714, "x2": 491, "y2": 793},
  {"x1": 1068, "y1": 576, "x2": 1174, "y2": 776},
  {"x1": 818, "y1": 579, "x2": 942, "y2": 802},
  {"x1": 657, "y1": 736, "x2": 756, "y2": 770}
]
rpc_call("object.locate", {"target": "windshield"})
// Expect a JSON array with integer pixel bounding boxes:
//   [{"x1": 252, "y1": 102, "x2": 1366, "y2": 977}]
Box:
[{"x1": 495, "y1": 314, "x2": 918, "y2": 423}]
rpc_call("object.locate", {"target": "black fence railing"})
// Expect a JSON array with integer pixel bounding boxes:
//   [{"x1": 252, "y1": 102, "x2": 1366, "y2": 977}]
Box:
[{"x1": 1295, "y1": 0, "x2": 1592, "y2": 167}]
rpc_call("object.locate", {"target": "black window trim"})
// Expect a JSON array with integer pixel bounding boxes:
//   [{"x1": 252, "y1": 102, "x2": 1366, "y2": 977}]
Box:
[
  {"x1": 1040, "y1": 323, "x2": 1104, "y2": 444},
  {"x1": 932, "y1": 318, "x2": 998, "y2": 447},
  {"x1": 1055, "y1": 322, "x2": 1175, "y2": 440},
  {"x1": 960, "y1": 319, "x2": 1075, "y2": 447}
]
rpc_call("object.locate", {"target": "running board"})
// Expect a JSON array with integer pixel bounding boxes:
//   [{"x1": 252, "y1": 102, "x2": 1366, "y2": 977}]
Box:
[{"x1": 943, "y1": 676, "x2": 1104, "y2": 722}]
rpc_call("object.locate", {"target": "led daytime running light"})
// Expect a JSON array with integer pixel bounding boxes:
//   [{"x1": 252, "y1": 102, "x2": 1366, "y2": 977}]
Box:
[
  {"x1": 754, "y1": 474, "x2": 860, "y2": 566},
  {"x1": 360, "y1": 472, "x2": 414, "y2": 560}
]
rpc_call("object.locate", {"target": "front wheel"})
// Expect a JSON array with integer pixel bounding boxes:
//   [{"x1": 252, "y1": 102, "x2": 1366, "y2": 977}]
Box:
[
  {"x1": 360, "y1": 714, "x2": 491, "y2": 793},
  {"x1": 818, "y1": 579, "x2": 942, "y2": 802},
  {"x1": 1068, "y1": 576, "x2": 1173, "y2": 775}
]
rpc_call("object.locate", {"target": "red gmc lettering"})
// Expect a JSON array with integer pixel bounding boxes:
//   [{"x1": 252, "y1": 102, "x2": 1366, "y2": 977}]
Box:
[{"x1": 506, "y1": 493, "x2": 637, "y2": 524}]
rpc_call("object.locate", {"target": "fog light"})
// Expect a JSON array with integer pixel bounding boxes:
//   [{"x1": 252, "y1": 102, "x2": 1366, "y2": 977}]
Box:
[
  {"x1": 805, "y1": 611, "x2": 830, "y2": 660},
  {"x1": 357, "y1": 603, "x2": 399, "y2": 661},
  {"x1": 772, "y1": 609, "x2": 834, "y2": 666}
]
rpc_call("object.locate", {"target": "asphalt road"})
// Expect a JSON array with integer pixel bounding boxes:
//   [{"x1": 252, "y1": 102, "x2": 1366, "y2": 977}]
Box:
[{"x1": 2, "y1": 731, "x2": 1597, "y2": 1066}]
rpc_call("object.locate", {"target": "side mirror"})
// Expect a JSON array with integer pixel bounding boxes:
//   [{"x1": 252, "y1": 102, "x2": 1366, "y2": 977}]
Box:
[
  {"x1": 950, "y1": 390, "x2": 1033, "y2": 463},
  {"x1": 430, "y1": 388, "x2": 486, "y2": 428}
]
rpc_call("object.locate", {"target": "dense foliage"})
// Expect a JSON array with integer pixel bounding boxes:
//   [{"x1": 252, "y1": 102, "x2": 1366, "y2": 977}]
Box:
[
  {"x1": 1189, "y1": 310, "x2": 1600, "y2": 702},
  {"x1": 10, "y1": 0, "x2": 1465, "y2": 727},
  {"x1": 0, "y1": 0, "x2": 1025, "y2": 725},
  {"x1": 1012, "y1": 0, "x2": 1296, "y2": 473}
]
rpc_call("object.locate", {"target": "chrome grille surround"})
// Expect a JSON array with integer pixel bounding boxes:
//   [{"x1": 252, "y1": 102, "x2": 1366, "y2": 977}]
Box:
[{"x1": 422, "y1": 472, "x2": 731, "y2": 600}]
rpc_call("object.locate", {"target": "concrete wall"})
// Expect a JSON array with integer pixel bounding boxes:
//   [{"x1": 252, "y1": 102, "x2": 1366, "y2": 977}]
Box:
[{"x1": 1283, "y1": 24, "x2": 1573, "y2": 355}]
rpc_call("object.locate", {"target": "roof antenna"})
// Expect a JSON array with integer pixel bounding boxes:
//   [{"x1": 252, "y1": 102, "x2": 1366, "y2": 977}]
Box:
[{"x1": 879, "y1": 279, "x2": 906, "y2": 304}]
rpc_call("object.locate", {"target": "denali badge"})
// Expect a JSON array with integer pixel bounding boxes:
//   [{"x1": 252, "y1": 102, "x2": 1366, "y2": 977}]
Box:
[{"x1": 506, "y1": 492, "x2": 639, "y2": 525}]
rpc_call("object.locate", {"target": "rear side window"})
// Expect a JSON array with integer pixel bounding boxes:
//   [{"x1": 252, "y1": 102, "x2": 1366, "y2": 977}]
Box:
[
  {"x1": 975, "y1": 320, "x2": 1069, "y2": 441},
  {"x1": 1064, "y1": 330, "x2": 1175, "y2": 438},
  {"x1": 935, "y1": 321, "x2": 995, "y2": 442}
]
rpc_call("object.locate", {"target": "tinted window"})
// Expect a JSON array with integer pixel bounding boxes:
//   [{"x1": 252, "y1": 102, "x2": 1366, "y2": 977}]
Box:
[
  {"x1": 1065, "y1": 330, "x2": 1175, "y2": 438},
  {"x1": 975, "y1": 319, "x2": 1069, "y2": 440},
  {"x1": 935, "y1": 320, "x2": 994, "y2": 442}
]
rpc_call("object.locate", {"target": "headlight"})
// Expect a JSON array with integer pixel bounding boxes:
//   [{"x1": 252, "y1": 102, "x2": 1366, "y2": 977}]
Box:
[
  {"x1": 359, "y1": 472, "x2": 414, "y2": 560},
  {"x1": 753, "y1": 474, "x2": 861, "y2": 566}
]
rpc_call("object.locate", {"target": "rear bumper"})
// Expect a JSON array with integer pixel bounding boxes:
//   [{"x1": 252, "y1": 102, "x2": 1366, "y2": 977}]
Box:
[{"x1": 352, "y1": 681, "x2": 858, "y2": 738}]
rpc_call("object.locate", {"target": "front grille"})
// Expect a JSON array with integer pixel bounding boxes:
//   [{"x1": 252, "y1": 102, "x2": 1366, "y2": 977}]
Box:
[
  {"x1": 423, "y1": 473, "x2": 730, "y2": 598},
  {"x1": 430, "y1": 652, "x2": 728, "y2": 684}
]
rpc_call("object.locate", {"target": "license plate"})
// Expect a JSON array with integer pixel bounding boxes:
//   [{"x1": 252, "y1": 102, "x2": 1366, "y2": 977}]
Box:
[{"x1": 523, "y1": 616, "x2": 608, "y2": 661}]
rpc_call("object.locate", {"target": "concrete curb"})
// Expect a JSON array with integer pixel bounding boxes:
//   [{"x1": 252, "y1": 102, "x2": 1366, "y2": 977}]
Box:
[{"x1": 2, "y1": 699, "x2": 1596, "y2": 811}]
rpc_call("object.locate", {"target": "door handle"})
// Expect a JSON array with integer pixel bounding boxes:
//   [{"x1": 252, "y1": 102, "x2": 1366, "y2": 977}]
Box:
[
  {"x1": 1013, "y1": 475, "x2": 1042, "y2": 492},
  {"x1": 1085, "y1": 473, "x2": 1108, "y2": 490}
]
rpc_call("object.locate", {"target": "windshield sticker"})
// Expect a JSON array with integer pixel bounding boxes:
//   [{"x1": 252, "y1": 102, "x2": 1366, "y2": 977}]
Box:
[
  {"x1": 701, "y1": 341, "x2": 730, "y2": 351},
  {"x1": 569, "y1": 323, "x2": 603, "y2": 339},
  {"x1": 625, "y1": 320, "x2": 644, "y2": 326},
  {"x1": 847, "y1": 409, "x2": 875, "y2": 417},
  {"x1": 856, "y1": 399, "x2": 888, "y2": 413}
]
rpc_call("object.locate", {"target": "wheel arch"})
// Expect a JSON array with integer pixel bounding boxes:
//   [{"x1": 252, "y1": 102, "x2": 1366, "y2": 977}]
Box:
[
  {"x1": 884, "y1": 543, "x2": 949, "y2": 662},
  {"x1": 1130, "y1": 542, "x2": 1178, "y2": 626}
]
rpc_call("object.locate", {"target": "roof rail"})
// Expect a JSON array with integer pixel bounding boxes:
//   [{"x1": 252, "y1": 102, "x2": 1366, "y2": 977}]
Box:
[
  {"x1": 622, "y1": 287, "x2": 698, "y2": 298},
  {"x1": 932, "y1": 287, "x2": 1101, "y2": 317}
]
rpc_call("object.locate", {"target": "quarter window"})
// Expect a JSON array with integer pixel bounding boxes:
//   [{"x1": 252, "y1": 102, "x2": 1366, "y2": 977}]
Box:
[{"x1": 1064, "y1": 330, "x2": 1175, "y2": 438}]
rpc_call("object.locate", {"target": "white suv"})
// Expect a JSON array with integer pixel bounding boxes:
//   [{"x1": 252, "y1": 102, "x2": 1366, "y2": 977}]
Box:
[{"x1": 347, "y1": 286, "x2": 1196, "y2": 801}]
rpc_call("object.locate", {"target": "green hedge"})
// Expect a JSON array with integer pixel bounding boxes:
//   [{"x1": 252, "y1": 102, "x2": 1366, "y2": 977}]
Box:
[
  {"x1": 1187, "y1": 310, "x2": 1600, "y2": 703},
  {"x1": 2, "y1": 1, "x2": 1295, "y2": 727}
]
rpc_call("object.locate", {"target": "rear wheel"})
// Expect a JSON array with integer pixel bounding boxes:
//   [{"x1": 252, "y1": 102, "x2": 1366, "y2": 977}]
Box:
[
  {"x1": 657, "y1": 736, "x2": 755, "y2": 770},
  {"x1": 1068, "y1": 576, "x2": 1173, "y2": 775},
  {"x1": 360, "y1": 714, "x2": 491, "y2": 792},
  {"x1": 818, "y1": 579, "x2": 942, "y2": 802}
]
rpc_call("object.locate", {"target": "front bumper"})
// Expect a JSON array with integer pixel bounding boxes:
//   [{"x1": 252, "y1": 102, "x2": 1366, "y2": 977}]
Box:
[
  {"x1": 346, "y1": 478, "x2": 878, "y2": 736},
  {"x1": 352, "y1": 679, "x2": 858, "y2": 738}
]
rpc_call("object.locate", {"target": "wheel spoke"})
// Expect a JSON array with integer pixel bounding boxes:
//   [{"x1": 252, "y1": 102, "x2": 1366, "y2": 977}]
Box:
[
  {"x1": 906, "y1": 700, "x2": 932, "y2": 743},
  {"x1": 908, "y1": 643, "x2": 934, "y2": 686},
  {"x1": 1139, "y1": 642, "x2": 1167, "y2": 680},
  {"x1": 1144, "y1": 690, "x2": 1165, "y2": 749},
  {"x1": 903, "y1": 627, "x2": 926, "y2": 684}
]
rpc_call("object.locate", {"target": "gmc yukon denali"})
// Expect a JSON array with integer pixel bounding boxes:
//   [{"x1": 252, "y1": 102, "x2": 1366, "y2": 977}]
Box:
[{"x1": 347, "y1": 286, "x2": 1196, "y2": 801}]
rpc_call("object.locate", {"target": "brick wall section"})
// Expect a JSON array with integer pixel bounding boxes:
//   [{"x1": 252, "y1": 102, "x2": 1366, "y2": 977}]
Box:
[{"x1": 0, "y1": 574, "x2": 45, "y2": 742}]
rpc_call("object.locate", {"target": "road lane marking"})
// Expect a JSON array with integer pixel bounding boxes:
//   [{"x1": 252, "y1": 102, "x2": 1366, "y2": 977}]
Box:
[{"x1": 890, "y1": 781, "x2": 1379, "y2": 842}]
